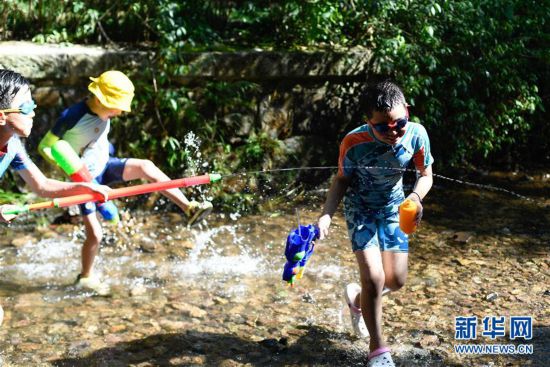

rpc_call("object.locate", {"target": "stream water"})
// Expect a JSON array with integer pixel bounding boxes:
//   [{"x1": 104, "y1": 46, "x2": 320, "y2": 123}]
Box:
[{"x1": 0, "y1": 169, "x2": 548, "y2": 366}]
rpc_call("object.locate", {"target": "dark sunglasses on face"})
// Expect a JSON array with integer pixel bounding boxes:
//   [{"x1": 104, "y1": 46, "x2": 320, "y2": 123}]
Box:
[
  {"x1": 0, "y1": 100, "x2": 37, "y2": 115},
  {"x1": 371, "y1": 116, "x2": 408, "y2": 134},
  {"x1": 370, "y1": 105, "x2": 410, "y2": 134}
]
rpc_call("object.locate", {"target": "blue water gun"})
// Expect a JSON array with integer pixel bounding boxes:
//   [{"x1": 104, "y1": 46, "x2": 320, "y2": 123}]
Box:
[{"x1": 282, "y1": 224, "x2": 319, "y2": 286}]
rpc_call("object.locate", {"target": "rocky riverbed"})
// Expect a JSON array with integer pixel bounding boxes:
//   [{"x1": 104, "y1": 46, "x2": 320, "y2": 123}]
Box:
[{"x1": 1, "y1": 171, "x2": 548, "y2": 366}]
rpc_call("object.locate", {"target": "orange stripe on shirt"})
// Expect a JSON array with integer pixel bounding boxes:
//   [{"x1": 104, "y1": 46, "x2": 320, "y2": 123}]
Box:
[
  {"x1": 412, "y1": 146, "x2": 426, "y2": 170},
  {"x1": 338, "y1": 132, "x2": 374, "y2": 176}
]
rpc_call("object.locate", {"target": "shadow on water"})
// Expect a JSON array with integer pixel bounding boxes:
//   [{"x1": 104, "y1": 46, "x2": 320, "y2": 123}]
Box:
[
  {"x1": 51, "y1": 325, "x2": 447, "y2": 367},
  {"x1": 0, "y1": 279, "x2": 60, "y2": 297}
]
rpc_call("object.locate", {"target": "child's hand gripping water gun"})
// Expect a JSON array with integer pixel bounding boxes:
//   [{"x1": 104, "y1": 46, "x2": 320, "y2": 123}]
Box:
[
  {"x1": 282, "y1": 224, "x2": 319, "y2": 286},
  {"x1": 50, "y1": 140, "x2": 119, "y2": 223}
]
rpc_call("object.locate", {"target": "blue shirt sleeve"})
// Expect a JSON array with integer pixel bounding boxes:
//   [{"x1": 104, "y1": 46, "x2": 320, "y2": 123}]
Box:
[
  {"x1": 51, "y1": 100, "x2": 88, "y2": 138},
  {"x1": 9, "y1": 137, "x2": 32, "y2": 171}
]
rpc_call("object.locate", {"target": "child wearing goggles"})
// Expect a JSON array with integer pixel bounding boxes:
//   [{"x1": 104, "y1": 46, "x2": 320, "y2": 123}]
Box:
[
  {"x1": 316, "y1": 81, "x2": 434, "y2": 367},
  {"x1": 0, "y1": 69, "x2": 109, "y2": 327}
]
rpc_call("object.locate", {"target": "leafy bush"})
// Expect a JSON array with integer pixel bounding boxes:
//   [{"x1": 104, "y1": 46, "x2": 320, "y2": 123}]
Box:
[{"x1": 1, "y1": 1, "x2": 547, "y2": 199}]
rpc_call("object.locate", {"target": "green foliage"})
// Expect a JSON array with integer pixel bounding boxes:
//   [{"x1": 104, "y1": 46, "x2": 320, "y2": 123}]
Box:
[
  {"x1": 1, "y1": 0, "x2": 548, "y2": 211},
  {"x1": 363, "y1": 0, "x2": 547, "y2": 165}
]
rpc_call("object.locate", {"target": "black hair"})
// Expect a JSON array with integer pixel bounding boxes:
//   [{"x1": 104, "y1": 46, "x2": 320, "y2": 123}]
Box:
[
  {"x1": 363, "y1": 81, "x2": 406, "y2": 118},
  {"x1": 0, "y1": 69, "x2": 30, "y2": 109}
]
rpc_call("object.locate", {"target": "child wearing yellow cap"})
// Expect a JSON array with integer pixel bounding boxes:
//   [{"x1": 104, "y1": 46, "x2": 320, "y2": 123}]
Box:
[{"x1": 38, "y1": 70, "x2": 212, "y2": 295}]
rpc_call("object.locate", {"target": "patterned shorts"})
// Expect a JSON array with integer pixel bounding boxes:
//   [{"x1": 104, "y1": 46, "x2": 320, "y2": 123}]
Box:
[
  {"x1": 80, "y1": 157, "x2": 127, "y2": 216},
  {"x1": 345, "y1": 206, "x2": 409, "y2": 253}
]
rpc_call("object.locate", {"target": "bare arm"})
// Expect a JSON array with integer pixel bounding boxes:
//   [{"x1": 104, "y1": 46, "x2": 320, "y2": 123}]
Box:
[
  {"x1": 406, "y1": 164, "x2": 433, "y2": 224},
  {"x1": 408, "y1": 164, "x2": 433, "y2": 201},
  {"x1": 318, "y1": 175, "x2": 350, "y2": 239},
  {"x1": 17, "y1": 163, "x2": 109, "y2": 199}
]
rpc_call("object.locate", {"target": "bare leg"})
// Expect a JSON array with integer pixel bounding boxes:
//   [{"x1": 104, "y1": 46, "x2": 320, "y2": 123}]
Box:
[
  {"x1": 355, "y1": 248, "x2": 386, "y2": 352},
  {"x1": 354, "y1": 250, "x2": 409, "y2": 353},
  {"x1": 81, "y1": 212, "x2": 102, "y2": 277},
  {"x1": 122, "y1": 158, "x2": 191, "y2": 212},
  {"x1": 381, "y1": 251, "x2": 408, "y2": 291}
]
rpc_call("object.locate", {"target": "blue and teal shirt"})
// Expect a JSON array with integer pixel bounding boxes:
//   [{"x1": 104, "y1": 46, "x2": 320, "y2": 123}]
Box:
[
  {"x1": 51, "y1": 100, "x2": 110, "y2": 178},
  {"x1": 0, "y1": 137, "x2": 32, "y2": 178},
  {"x1": 338, "y1": 122, "x2": 434, "y2": 214}
]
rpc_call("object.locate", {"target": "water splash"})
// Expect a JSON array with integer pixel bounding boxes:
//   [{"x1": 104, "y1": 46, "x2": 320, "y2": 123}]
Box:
[
  {"x1": 223, "y1": 166, "x2": 540, "y2": 203},
  {"x1": 181, "y1": 131, "x2": 212, "y2": 203},
  {"x1": 172, "y1": 225, "x2": 262, "y2": 277},
  {"x1": 182, "y1": 131, "x2": 202, "y2": 176}
]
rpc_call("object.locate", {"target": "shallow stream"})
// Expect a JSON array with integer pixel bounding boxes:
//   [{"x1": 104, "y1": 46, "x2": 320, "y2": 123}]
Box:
[{"x1": 0, "y1": 170, "x2": 548, "y2": 366}]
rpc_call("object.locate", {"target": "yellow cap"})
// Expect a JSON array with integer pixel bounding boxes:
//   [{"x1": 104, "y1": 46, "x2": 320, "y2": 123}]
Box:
[{"x1": 88, "y1": 70, "x2": 135, "y2": 112}]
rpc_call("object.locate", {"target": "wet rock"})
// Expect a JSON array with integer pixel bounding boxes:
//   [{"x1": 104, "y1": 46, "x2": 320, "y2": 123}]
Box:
[
  {"x1": 179, "y1": 239, "x2": 196, "y2": 249},
  {"x1": 393, "y1": 345, "x2": 432, "y2": 361},
  {"x1": 130, "y1": 284, "x2": 148, "y2": 297},
  {"x1": 140, "y1": 240, "x2": 158, "y2": 253},
  {"x1": 419, "y1": 334, "x2": 441, "y2": 348},
  {"x1": 67, "y1": 340, "x2": 92, "y2": 358},
  {"x1": 258, "y1": 338, "x2": 288, "y2": 353},
  {"x1": 47, "y1": 322, "x2": 71, "y2": 335},
  {"x1": 451, "y1": 231, "x2": 474, "y2": 243},
  {"x1": 159, "y1": 319, "x2": 186, "y2": 331},
  {"x1": 302, "y1": 292, "x2": 316, "y2": 304},
  {"x1": 500, "y1": 227, "x2": 511, "y2": 235},
  {"x1": 104, "y1": 333, "x2": 123, "y2": 344},
  {"x1": 134, "y1": 362, "x2": 155, "y2": 367},
  {"x1": 14, "y1": 293, "x2": 45, "y2": 310},
  {"x1": 169, "y1": 355, "x2": 206, "y2": 365},
  {"x1": 169, "y1": 302, "x2": 207, "y2": 319},
  {"x1": 18, "y1": 342, "x2": 41, "y2": 352},
  {"x1": 451, "y1": 258, "x2": 473, "y2": 266},
  {"x1": 10, "y1": 235, "x2": 35, "y2": 248},
  {"x1": 168, "y1": 246, "x2": 189, "y2": 258},
  {"x1": 218, "y1": 359, "x2": 243, "y2": 367},
  {"x1": 109, "y1": 324, "x2": 127, "y2": 333}
]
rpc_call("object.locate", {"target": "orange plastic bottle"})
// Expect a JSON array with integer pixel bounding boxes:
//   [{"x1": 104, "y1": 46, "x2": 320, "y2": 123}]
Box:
[{"x1": 399, "y1": 199, "x2": 418, "y2": 234}]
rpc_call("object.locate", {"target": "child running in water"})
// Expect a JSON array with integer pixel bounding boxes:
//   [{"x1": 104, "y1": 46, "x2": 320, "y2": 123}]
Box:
[
  {"x1": 317, "y1": 81, "x2": 433, "y2": 366},
  {"x1": 0, "y1": 69, "x2": 108, "y2": 325},
  {"x1": 38, "y1": 70, "x2": 212, "y2": 295}
]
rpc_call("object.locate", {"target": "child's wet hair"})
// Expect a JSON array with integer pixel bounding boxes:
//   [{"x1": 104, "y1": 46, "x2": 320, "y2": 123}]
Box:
[
  {"x1": 363, "y1": 81, "x2": 406, "y2": 118},
  {"x1": 0, "y1": 69, "x2": 30, "y2": 109}
]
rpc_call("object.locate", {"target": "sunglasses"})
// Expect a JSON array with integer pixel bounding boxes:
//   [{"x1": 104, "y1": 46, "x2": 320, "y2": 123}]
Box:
[
  {"x1": 371, "y1": 116, "x2": 408, "y2": 134},
  {"x1": 0, "y1": 100, "x2": 37, "y2": 115},
  {"x1": 370, "y1": 105, "x2": 409, "y2": 134}
]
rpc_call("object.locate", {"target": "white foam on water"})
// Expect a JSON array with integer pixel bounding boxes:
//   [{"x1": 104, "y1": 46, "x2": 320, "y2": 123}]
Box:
[
  {"x1": 172, "y1": 225, "x2": 263, "y2": 277},
  {"x1": 1, "y1": 238, "x2": 81, "y2": 284},
  {"x1": 18, "y1": 238, "x2": 79, "y2": 263},
  {"x1": 2, "y1": 262, "x2": 78, "y2": 285},
  {"x1": 172, "y1": 254, "x2": 261, "y2": 276}
]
